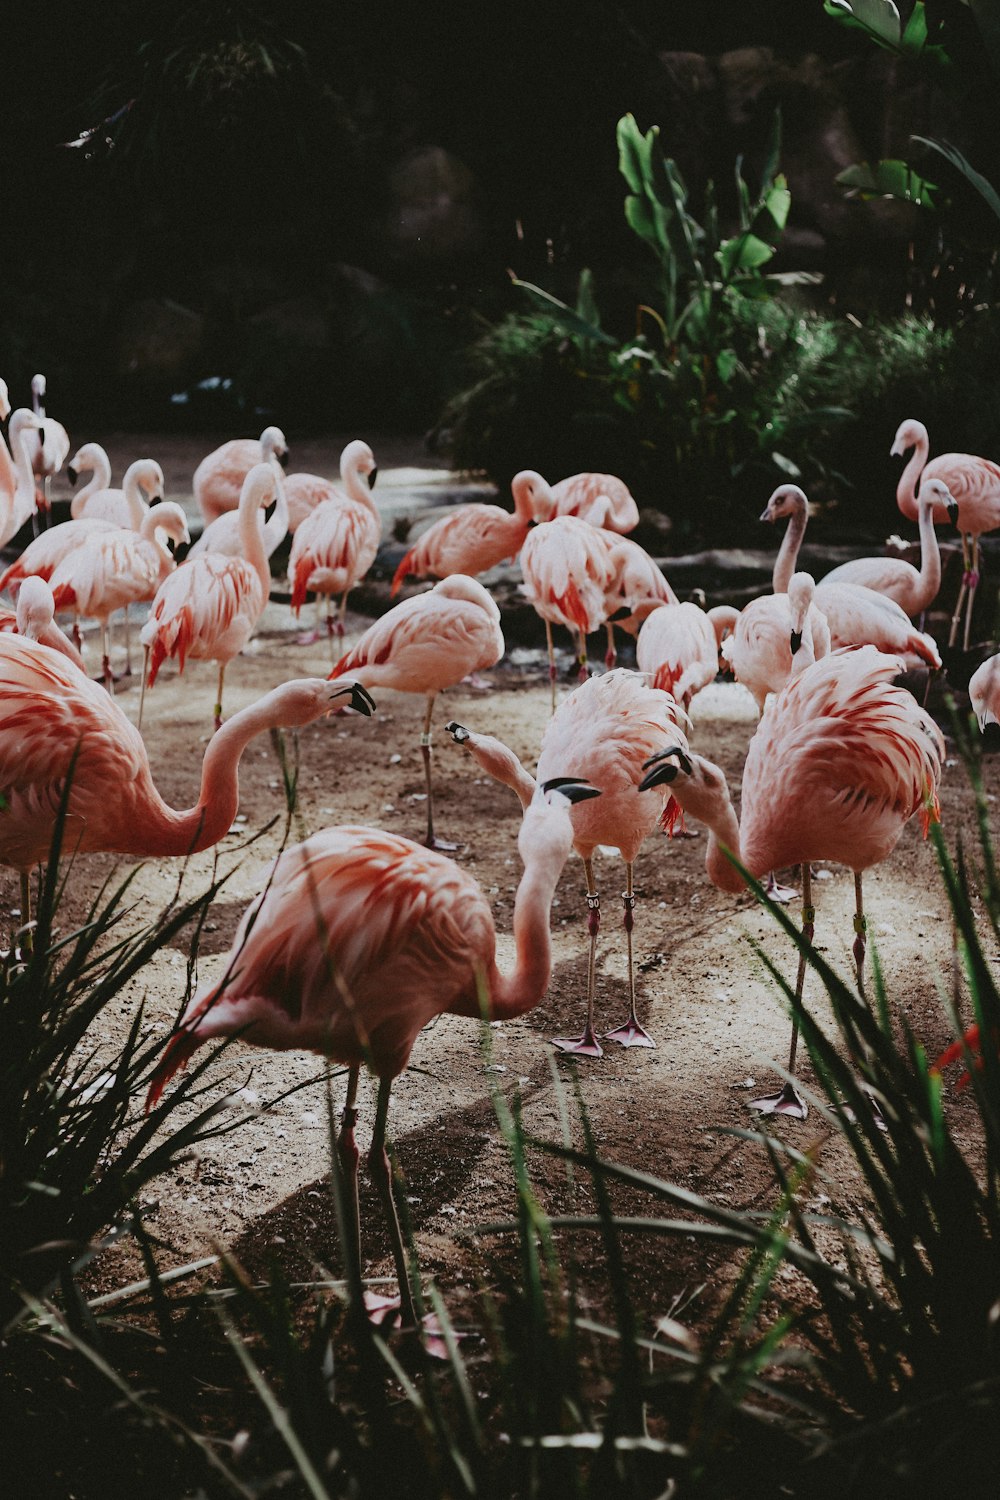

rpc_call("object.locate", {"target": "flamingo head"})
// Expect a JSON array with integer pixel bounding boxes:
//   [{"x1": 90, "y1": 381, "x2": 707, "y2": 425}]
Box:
[
  {"x1": 520, "y1": 777, "x2": 600, "y2": 866},
  {"x1": 260, "y1": 425, "x2": 289, "y2": 470},
  {"x1": 640, "y1": 746, "x2": 731, "y2": 827},
  {"x1": 890, "y1": 418, "x2": 927, "y2": 459},
  {"x1": 341, "y1": 439, "x2": 377, "y2": 490},
  {"x1": 969, "y1": 654, "x2": 1000, "y2": 734},
  {"x1": 919, "y1": 476, "x2": 958, "y2": 526},
  {"x1": 760, "y1": 484, "x2": 808, "y2": 525},
  {"x1": 146, "y1": 501, "x2": 191, "y2": 549},
  {"x1": 512, "y1": 469, "x2": 555, "y2": 523},
  {"x1": 30, "y1": 373, "x2": 46, "y2": 403},
  {"x1": 66, "y1": 442, "x2": 108, "y2": 487},
  {"x1": 15, "y1": 576, "x2": 55, "y2": 635},
  {"x1": 445, "y1": 720, "x2": 470, "y2": 744},
  {"x1": 269, "y1": 677, "x2": 376, "y2": 728}
]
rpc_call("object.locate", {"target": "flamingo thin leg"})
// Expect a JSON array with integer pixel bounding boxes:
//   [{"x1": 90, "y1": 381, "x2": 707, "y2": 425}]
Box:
[
  {"x1": 420, "y1": 693, "x2": 457, "y2": 852},
  {"x1": 577, "y1": 630, "x2": 589, "y2": 683},
  {"x1": 853, "y1": 871, "x2": 867, "y2": 999},
  {"x1": 138, "y1": 647, "x2": 150, "y2": 730},
  {"x1": 101, "y1": 622, "x2": 113, "y2": 694},
  {"x1": 553, "y1": 857, "x2": 604, "y2": 1056},
  {"x1": 214, "y1": 663, "x2": 226, "y2": 733},
  {"x1": 750, "y1": 863, "x2": 813, "y2": 1119},
  {"x1": 17, "y1": 870, "x2": 33, "y2": 957},
  {"x1": 948, "y1": 534, "x2": 971, "y2": 649},
  {"x1": 366, "y1": 1075, "x2": 417, "y2": 1329},
  {"x1": 545, "y1": 618, "x2": 556, "y2": 713},
  {"x1": 604, "y1": 621, "x2": 617, "y2": 670},
  {"x1": 336, "y1": 1065, "x2": 362, "y2": 1275},
  {"x1": 963, "y1": 535, "x2": 980, "y2": 652},
  {"x1": 604, "y1": 862, "x2": 655, "y2": 1047}
]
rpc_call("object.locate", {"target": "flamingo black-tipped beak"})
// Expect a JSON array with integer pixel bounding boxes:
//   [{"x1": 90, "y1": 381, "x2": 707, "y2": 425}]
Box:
[
  {"x1": 639, "y1": 745, "x2": 693, "y2": 792},
  {"x1": 947, "y1": 499, "x2": 960, "y2": 528},
  {"x1": 368, "y1": 467, "x2": 378, "y2": 490},
  {"x1": 759, "y1": 505, "x2": 772, "y2": 523},
  {"x1": 66, "y1": 465, "x2": 77, "y2": 485},
  {"x1": 790, "y1": 629, "x2": 803, "y2": 654},
  {"x1": 37, "y1": 426, "x2": 45, "y2": 450},
  {"x1": 541, "y1": 776, "x2": 600, "y2": 805},
  {"x1": 445, "y1": 720, "x2": 470, "y2": 743},
  {"x1": 346, "y1": 682, "x2": 376, "y2": 716},
  {"x1": 890, "y1": 440, "x2": 903, "y2": 458},
  {"x1": 279, "y1": 451, "x2": 290, "y2": 470}
]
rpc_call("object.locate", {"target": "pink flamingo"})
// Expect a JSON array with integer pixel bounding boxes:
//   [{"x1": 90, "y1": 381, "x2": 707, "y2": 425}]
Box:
[
  {"x1": 641, "y1": 645, "x2": 945, "y2": 1117},
  {"x1": 25, "y1": 374, "x2": 70, "y2": 521},
  {"x1": 969, "y1": 653, "x2": 1000, "y2": 732},
  {"x1": 822, "y1": 480, "x2": 948, "y2": 619},
  {"x1": 0, "y1": 576, "x2": 85, "y2": 669},
  {"x1": 0, "y1": 636, "x2": 373, "y2": 932},
  {"x1": 145, "y1": 778, "x2": 597, "y2": 1335},
  {"x1": 722, "y1": 573, "x2": 831, "y2": 714},
  {"x1": 194, "y1": 425, "x2": 289, "y2": 524},
  {"x1": 0, "y1": 380, "x2": 14, "y2": 497},
  {"x1": 283, "y1": 439, "x2": 378, "y2": 534},
  {"x1": 762, "y1": 484, "x2": 941, "y2": 670},
  {"x1": 545, "y1": 471, "x2": 640, "y2": 533},
  {"x1": 70, "y1": 455, "x2": 164, "y2": 529},
  {"x1": 48, "y1": 502, "x2": 190, "y2": 690},
  {"x1": 189, "y1": 466, "x2": 289, "y2": 561},
  {"x1": 328, "y1": 575, "x2": 505, "y2": 849},
  {"x1": 0, "y1": 514, "x2": 120, "y2": 599},
  {"x1": 0, "y1": 410, "x2": 45, "y2": 547},
  {"x1": 519, "y1": 515, "x2": 618, "y2": 706},
  {"x1": 601, "y1": 533, "x2": 679, "y2": 664},
  {"x1": 635, "y1": 600, "x2": 730, "y2": 713},
  {"x1": 289, "y1": 455, "x2": 383, "y2": 650},
  {"x1": 391, "y1": 470, "x2": 553, "y2": 596},
  {"x1": 140, "y1": 465, "x2": 275, "y2": 731},
  {"x1": 447, "y1": 668, "x2": 689, "y2": 1053},
  {"x1": 66, "y1": 443, "x2": 113, "y2": 512},
  {"x1": 893, "y1": 418, "x2": 1000, "y2": 649}
]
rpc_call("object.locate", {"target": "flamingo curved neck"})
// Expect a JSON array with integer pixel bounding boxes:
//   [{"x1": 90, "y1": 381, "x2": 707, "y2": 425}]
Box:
[
  {"x1": 136, "y1": 693, "x2": 292, "y2": 856},
  {"x1": 71, "y1": 452, "x2": 114, "y2": 517},
  {"x1": 772, "y1": 501, "x2": 807, "y2": 593},
  {"x1": 896, "y1": 430, "x2": 928, "y2": 523},
  {"x1": 913, "y1": 498, "x2": 941, "y2": 609},
  {"x1": 122, "y1": 468, "x2": 152, "y2": 529},
  {"x1": 451, "y1": 855, "x2": 564, "y2": 1021},
  {"x1": 341, "y1": 456, "x2": 377, "y2": 513},
  {"x1": 239, "y1": 485, "x2": 271, "y2": 592},
  {"x1": 262, "y1": 472, "x2": 289, "y2": 552}
]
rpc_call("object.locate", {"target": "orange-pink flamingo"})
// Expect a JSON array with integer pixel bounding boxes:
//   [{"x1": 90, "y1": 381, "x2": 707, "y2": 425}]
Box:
[
  {"x1": 329, "y1": 576, "x2": 504, "y2": 849},
  {"x1": 635, "y1": 600, "x2": 730, "y2": 713},
  {"x1": 145, "y1": 777, "x2": 597, "y2": 1335},
  {"x1": 545, "y1": 471, "x2": 640, "y2": 533},
  {"x1": 49, "y1": 502, "x2": 189, "y2": 690},
  {"x1": 519, "y1": 515, "x2": 618, "y2": 705},
  {"x1": 641, "y1": 645, "x2": 945, "y2": 1117},
  {"x1": 66, "y1": 443, "x2": 113, "y2": 513},
  {"x1": 447, "y1": 668, "x2": 689, "y2": 1053},
  {"x1": 194, "y1": 425, "x2": 289, "y2": 524},
  {"x1": 289, "y1": 448, "x2": 382, "y2": 649},
  {"x1": 969, "y1": 653, "x2": 1000, "y2": 732},
  {"x1": 391, "y1": 470, "x2": 553, "y2": 596},
  {"x1": 189, "y1": 466, "x2": 289, "y2": 561},
  {"x1": 822, "y1": 480, "x2": 947, "y2": 618},
  {"x1": 893, "y1": 417, "x2": 1000, "y2": 649},
  {"x1": 0, "y1": 576, "x2": 85, "y2": 669},
  {"x1": 721, "y1": 573, "x2": 830, "y2": 715},
  {"x1": 0, "y1": 631, "x2": 373, "y2": 928},
  {"x1": 69, "y1": 455, "x2": 164, "y2": 529},
  {"x1": 140, "y1": 465, "x2": 275, "y2": 731},
  {"x1": 283, "y1": 439, "x2": 378, "y2": 534}
]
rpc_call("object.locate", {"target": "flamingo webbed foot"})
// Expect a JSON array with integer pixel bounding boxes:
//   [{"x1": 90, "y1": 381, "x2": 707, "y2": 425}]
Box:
[
  {"x1": 424, "y1": 834, "x2": 461, "y2": 854},
  {"x1": 748, "y1": 1081, "x2": 808, "y2": 1119},
  {"x1": 602, "y1": 1018, "x2": 656, "y2": 1048},
  {"x1": 361, "y1": 1290, "x2": 464, "y2": 1360},
  {"x1": 764, "y1": 871, "x2": 798, "y2": 904},
  {"x1": 552, "y1": 1025, "x2": 604, "y2": 1058}
]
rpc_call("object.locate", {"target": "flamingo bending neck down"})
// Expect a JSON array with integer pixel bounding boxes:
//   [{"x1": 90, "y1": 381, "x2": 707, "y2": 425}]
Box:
[
  {"x1": 0, "y1": 409, "x2": 44, "y2": 548},
  {"x1": 194, "y1": 425, "x2": 289, "y2": 525},
  {"x1": 640, "y1": 645, "x2": 945, "y2": 1117},
  {"x1": 969, "y1": 653, "x2": 1000, "y2": 735},
  {"x1": 447, "y1": 668, "x2": 690, "y2": 1053},
  {"x1": 544, "y1": 470, "x2": 640, "y2": 533},
  {"x1": 0, "y1": 576, "x2": 85, "y2": 669},
  {"x1": 328, "y1": 574, "x2": 505, "y2": 849},
  {"x1": 892, "y1": 418, "x2": 1000, "y2": 650},
  {"x1": 145, "y1": 777, "x2": 597, "y2": 1337}
]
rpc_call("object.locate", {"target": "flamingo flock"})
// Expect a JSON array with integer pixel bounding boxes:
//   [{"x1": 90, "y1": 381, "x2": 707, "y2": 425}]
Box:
[{"x1": 1, "y1": 374, "x2": 994, "y2": 1345}]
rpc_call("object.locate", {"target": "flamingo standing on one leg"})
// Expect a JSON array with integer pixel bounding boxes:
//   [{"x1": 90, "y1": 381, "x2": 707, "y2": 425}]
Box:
[
  {"x1": 328, "y1": 575, "x2": 505, "y2": 849},
  {"x1": 194, "y1": 425, "x2": 289, "y2": 525},
  {"x1": 640, "y1": 645, "x2": 945, "y2": 1117},
  {"x1": 893, "y1": 418, "x2": 1000, "y2": 650},
  {"x1": 140, "y1": 465, "x2": 276, "y2": 730},
  {"x1": 0, "y1": 576, "x2": 85, "y2": 669},
  {"x1": 0, "y1": 636, "x2": 373, "y2": 936},
  {"x1": 48, "y1": 502, "x2": 189, "y2": 690},
  {"x1": 391, "y1": 470, "x2": 554, "y2": 596},
  {"x1": 447, "y1": 668, "x2": 690, "y2": 1053},
  {"x1": 144, "y1": 778, "x2": 597, "y2": 1337},
  {"x1": 283, "y1": 439, "x2": 378, "y2": 534},
  {"x1": 519, "y1": 515, "x2": 618, "y2": 707}
]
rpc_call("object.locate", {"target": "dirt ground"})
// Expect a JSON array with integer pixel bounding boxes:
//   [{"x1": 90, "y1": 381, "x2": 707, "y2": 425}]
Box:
[{"x1": 7, "y1": 573, "x2": 995, "y2": 1330}]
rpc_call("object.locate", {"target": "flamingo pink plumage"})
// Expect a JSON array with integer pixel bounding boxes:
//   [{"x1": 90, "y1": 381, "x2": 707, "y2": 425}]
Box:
[
  {"x1": 194, "y1": 425, "x2": 289, "y2": 524},
  {"x1": 722, "y1": 573, "x2": 831, "y2": 714},
  {"x1": 283, "y1": 439, "x2": 378, "y2": 534},
  {"x1": 70, "y1": 456, "x2": 165, "y2": 529},
  {"x1": 391, "y1": 470, "x2": 553, "y2": 596},
  {"x1": 635, "y1": 600, "x2": 726, "y2": 712},
  {"x1": 519, "y1": 515, "x2": 618, "y2": 703},
  {"x1": 0, "y1": 514, "x2": 119, "y2": 598},
  {"x1": 822, "y1": 479, "x2": 947, "y2": 618},
  {"x1": 145, "y1": 778, "x2": 596, "y2": 1333},
  {"x1": 289, "y1": 450, "x2": 382, "y2": 649},
  {"x1": 448, "y1": 668, "x2": 689, "y2": 1053},
  {"x1": 546, "y1": 471, "x2": 640, "y2": 533},
  {"x1": 328, "y1": 575, "x2": 505, "y2": 848},
  {"x1": 49, "y1": 502, "x2": 189, "y2": 690},
  {"x1": 67, "y1": 444, "x2": 113, "y2": 515},
  {"x1": 25, "y1": 374, "x2": 70, "y2": 517},
  {"x1": 641, "y1": 644, "x2": 945, "y2": 1116},
  {"x1": 893, "y1": 417, "x2": 1000, "y2": 648},
  {"x1": 0, "y1": 576, "x2": 85, "y2": 669},
  {"x1": 0, "y1": 410, "x2": 44, "y2": 548},
  {"x1": 969, "y1": 653, "x2": 1000, "y2": 733},
  {"x1": 140, "y1": 465, "x2": 275, "y2": 730}
]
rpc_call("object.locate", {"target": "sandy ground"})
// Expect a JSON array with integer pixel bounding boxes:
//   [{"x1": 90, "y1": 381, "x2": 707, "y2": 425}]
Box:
[{"x1": 7, "y1": 579, "x2": 994, "y2": 1325}]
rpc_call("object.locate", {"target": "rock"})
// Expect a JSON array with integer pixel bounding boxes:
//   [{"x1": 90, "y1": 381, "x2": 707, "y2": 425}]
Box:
[
  {"x1": 384, "y1": 146, "x2": 484, "y2": 263},
  {"x1": 111, "y1": 298, "x2": 204, "y2": 381}
]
